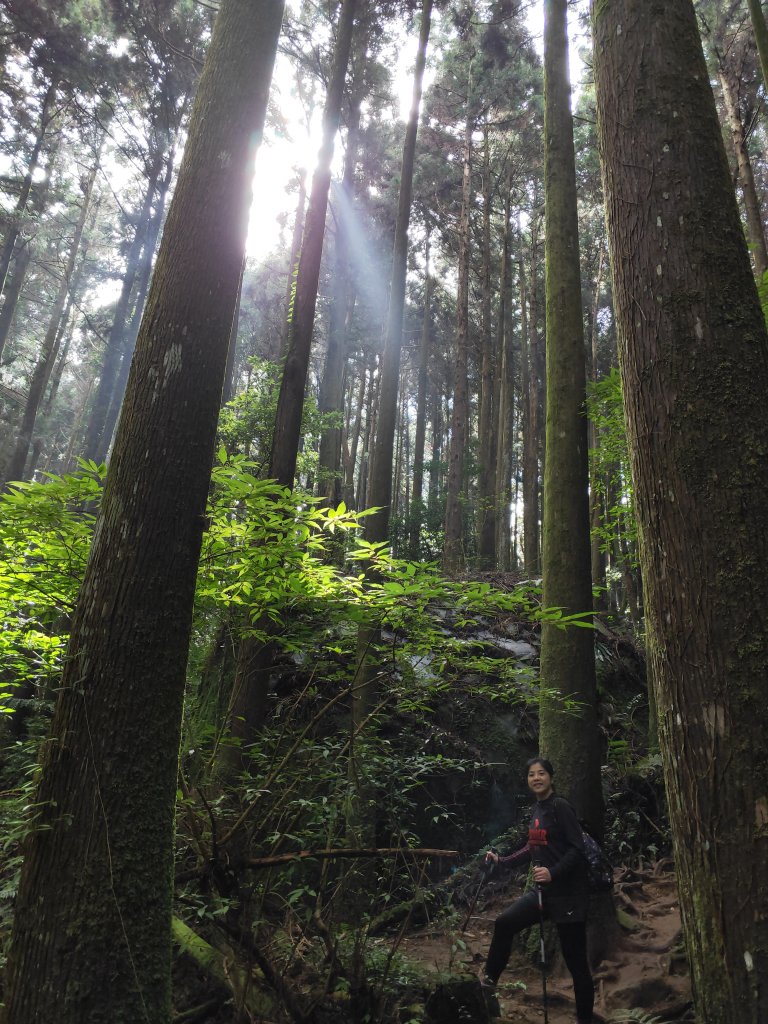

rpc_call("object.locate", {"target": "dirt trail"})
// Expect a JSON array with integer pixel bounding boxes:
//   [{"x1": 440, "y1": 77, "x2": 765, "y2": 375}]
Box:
[{"x1": 400, "y1": 863, "x2": 693, "y2": 1023}]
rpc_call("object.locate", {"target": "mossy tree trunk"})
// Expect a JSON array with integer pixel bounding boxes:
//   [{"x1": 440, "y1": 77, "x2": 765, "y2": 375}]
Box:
[
  {"x1": 593, "y1": 2, "x2": 768, "y2": 1020},
  {"x1": 1, "y1": 2, "x2": 285, "y2": 1021},
  {"x1": 538, "y1": 0, "x2": 603, "y2": 831}
]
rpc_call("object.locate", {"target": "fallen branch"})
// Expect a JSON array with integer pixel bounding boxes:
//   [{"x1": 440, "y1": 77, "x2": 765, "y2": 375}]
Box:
[{"x1": 237, "y1": 847, "x2": 459, "y2": 869}]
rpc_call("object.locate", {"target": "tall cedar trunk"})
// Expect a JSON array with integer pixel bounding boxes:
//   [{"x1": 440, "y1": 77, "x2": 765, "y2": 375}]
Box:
[
  {"x1": 589, "y1": 238, "x2": 607, "y2": 607},
  {"x1": 443, "y1": 112, "x2": 472, "y2": 574},
  {"x1": 1, "y1": 3, "x2": 284, "y2": 1021},
  {"x1": 270, "y1": 0, "x2": 358, "y2": 489},
  {"x1": 344, "y1": 361, "x2": 367, "y2": 506},
  {"x1": 593, "y1": 2, "x2": 768, "y2": 1019},
  {"x1": 521, "y1": 216, "x2": 540, "y2": 574},
  {"x1": 538, "y1": 0, "x2": 602, "y2": 829},
  {"x1": 494, "y1": 179, "x2": 513, "y2": 569},
  {"x1": 747, "y1": 0, "x2": 768, "y2": 96},
  {"x1": 3, "y1": 153, "x2": 100, "y2": 485},
  {"x1": 717, "y1": 66, "x2": 768, "y2": 278},
  {"x1": 409, "y1": 233, "x2": 431, "y2": 556},
  {"x1": 279, "y1": 177, "x2": 307, "y2": 361},
  {"x1": 317, "y1": 97, "x2": 362, "y2": 505},
  {"x1": 82, "y1": 152, "x2": 164, "y2": 460},
  {"x1": 0, "y1": 80, "x2": 57, "y2": 306},
  {"x1": 365, "y1": 0, "x2": 432, "y2": 548},
  {"x1": 427, "y1": 387, "x2": 442, "y2": 514},
  {"x1": 477, "y1": 124, "x2": 497, "y2": 568}
]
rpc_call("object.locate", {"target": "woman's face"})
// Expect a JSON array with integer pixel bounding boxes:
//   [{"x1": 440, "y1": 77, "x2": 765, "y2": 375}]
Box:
[{"x1": 527, "y1": 762, "x2": 553, "y2": 799}]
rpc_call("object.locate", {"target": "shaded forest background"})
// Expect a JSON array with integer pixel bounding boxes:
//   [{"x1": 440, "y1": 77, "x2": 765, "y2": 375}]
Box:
[{"x1": 1, "y1": 0, "x2": 767, "y2": 1022}]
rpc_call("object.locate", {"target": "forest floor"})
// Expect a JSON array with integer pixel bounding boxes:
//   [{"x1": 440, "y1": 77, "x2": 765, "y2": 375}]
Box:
[{"x1": 398, "y1": 861, "x2": 694, "y2": 1023}]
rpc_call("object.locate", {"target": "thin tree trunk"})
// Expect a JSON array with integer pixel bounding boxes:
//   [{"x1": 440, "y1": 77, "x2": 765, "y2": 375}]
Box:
[
  {"x1": 589, "y1": 237, "x2": 607, "y2": 607},
  {"x1": 477, "y1": 124, "x2": 497, "y2": 569},
  {"x1": 521, "y1": 214, "x2": 540, "y2": 575},
  {"x1": 2, "y1": 3, "x2": 284, "y2": 1020},
  {"x1": 594, "y1": 3, "x2": 768, "y2": 1018},
  {"x1": 344, "y1": 361, "x2": 367, "y2": 507},
  {"x1": 409, "y1": 233, "x2": 431, "y2": 557},
  {"x1": 0, "y1": 80, "x2": 57, "y2": 304},
  {"x1": 364, "y1": 0, "x2": 432, "y2": 549},
  {"x1": 270, "y1": 0, "x2": 358, "y2": 489},
  {"x1": 3, "y1": 153, "x2": 100, "y2": 485},
  {"x1": 279, "y1": 176, "x2": 307, "y2": 361},
  {"x1": 717, "y1": 66, "x2": 768, "y2": 278},
  {"x1": 443, "y1": 111, "x2": 472, "y2": 575},
  {"x1": 538, "y1": 0, "x2": 602, "y2": 830},
  {"x1": 747, "y1": 0, "x2": 768, "y2": 96}
]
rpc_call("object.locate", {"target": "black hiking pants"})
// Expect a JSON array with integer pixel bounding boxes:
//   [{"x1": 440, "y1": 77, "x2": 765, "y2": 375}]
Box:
[{"x1": 484, "y1": 889, "x2": 594, "y2": 1021}]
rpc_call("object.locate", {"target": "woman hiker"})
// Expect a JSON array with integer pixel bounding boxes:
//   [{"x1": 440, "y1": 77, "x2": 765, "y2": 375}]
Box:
[{"x1": 481, "y1": 756, "x2": 596, "y2": 1024}]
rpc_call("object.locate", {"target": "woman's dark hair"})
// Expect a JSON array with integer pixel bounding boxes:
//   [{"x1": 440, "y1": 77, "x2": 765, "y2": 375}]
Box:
[{"x1": 526, "y1": 756, "x2": 554, "y2": 777}]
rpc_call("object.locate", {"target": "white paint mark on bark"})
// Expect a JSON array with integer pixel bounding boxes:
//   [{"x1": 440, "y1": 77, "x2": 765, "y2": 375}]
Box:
[
  {"x1": 694, "y1": 318, "x2": 704, "y2": 340},
  {"x1": 163, "y1": 343, "x2": 183, "y2": 377},
  {"x1": 656, "y1": 265, "x2": 662, "y2": 276},
  {"x1": 676, "y1": 712, "x2": 682, "y2": 726},
  {"x1": 755, "y1": 796, "x2": 768, "y2": 827},
  {"x1": 744, "y1": 950, "x2": 754, "y2": 971},
  {"x1": 657, "y1": 216, "x2": 662, "y2": 228},
  {"x1": 662, "y1": 144, "x2": 670, "y2": 153},
  {"x1": 617, "y1": 24, "x2": 622, "y2": 35}
]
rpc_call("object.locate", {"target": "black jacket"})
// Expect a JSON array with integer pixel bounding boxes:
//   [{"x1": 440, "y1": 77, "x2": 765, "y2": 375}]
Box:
[{"x1": 498, "y1": 794, "x2": 589, "y2": 922}]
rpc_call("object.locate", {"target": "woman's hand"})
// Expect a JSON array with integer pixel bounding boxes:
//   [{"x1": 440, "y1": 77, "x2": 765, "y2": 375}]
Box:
[
  {"x1": 533, "y1": 865, "x2": 551, "y2": 885},
  {"x1": 485, "y1": 850, "x2": 499, "y2": 866}
]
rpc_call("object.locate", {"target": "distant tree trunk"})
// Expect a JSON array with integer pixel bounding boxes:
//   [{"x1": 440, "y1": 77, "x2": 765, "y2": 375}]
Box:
[
  {"x1": 1, "y1": 2, "x2": 284, "y2": 1020},
  {"x1": 3, "y1": 153, "x2": 100, "y2": 485},
  {"x1": 538, "y1": 0, "x2": 602, "y2": 831},
  {"x1": 746, "y1": 0, "x2": 768, "y2": 96},
  {"x1": 270, "y1": 0, "x2": 358, "y2": 489},
  {"x1": 357, "y1": 359, "x2": 378, "y2": 509},
  {"x1": 81, "y1": 152, "x2": 165, "y2": 461},
  {"x1": 589, "y1": 238, "x2": 607, "y2": 607},
  {"x1": 344, "y1": 361, "x2": 367, "y2": 506},
  {"x1": 494, "y1": 178, "x2": 514, "y2": 570},
  {"x1": 409, "y1": 233, "x2": 431, "y2": 557},
  {"x1": 279, "y1": 176, "x2": 307, "y2": 361},
  {"x1": 365, "y1": 0, "x2": 432, "y2": 549},
  {"x1": 477, "y1": 123, "x2": 497, "y2": 569},
  {"x1": 521, "y1": 214, "x2": 540, "y2": 575},
  {"x1": 717, "y1": 66, "x2": 768, "y2": 278},
  {"x1": 95, "y1": 142, "x2": 178, "y2": 462},
  {"x1": 443, "y1": 112, "x2": 472, "y2": 575},
  {"x1": 594, "y1": 2, "x2": 768, "y2": 1020},
  {"x1": 427, "y1": 381, "x2": 443, "y2": 517},
  {"x1": 0, "y1": 80, "x2": 57, "y2": 304},
  {"x1": 317, "y1": 98, "x2": 362, "y2": 506}
]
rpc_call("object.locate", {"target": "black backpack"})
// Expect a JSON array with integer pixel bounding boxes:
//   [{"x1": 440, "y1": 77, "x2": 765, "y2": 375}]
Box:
[
  {"x1": 580, "y1": 829, "x2": 614, "y2": 893},
  {"x1": 552, "y1": 797, "x2": 614, "y2": 893}
]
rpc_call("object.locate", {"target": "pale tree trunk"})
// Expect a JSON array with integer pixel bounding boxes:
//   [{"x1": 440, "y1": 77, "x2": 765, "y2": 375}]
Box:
[
  {"x1": 344, "y1": 361, "x2": 367, "y2": 507},
  {"x1": 81, "y1": 152, "x2": 165, "y2": 461},
  {"x1": 1, "y1": 2, "x2": 284, "y2": 1020},
  {"x1": 0, "y1": 80, "x2": 57, "y2": 305},
  {"x1": 4, "y1": 152, "x2": 100, "y2": 485},
  {"x1": 538, "y1": 0, "x2": 602, "y2": 832},
  {"x1": 494, "y1": 178, "x2": 514, "y2": 569},
  {"x1": 717, "y1": 66, "x2": 768, "y2": 278},
  {"x1": 443, "y1": 112, "x2": 472, "y2": 575},
  {"x1": 364, "y1": 0, "x2": 432, "y2": 551},
  {"x1": 317, "y1": 97, "x2": 362, "y2": 506},
  {"x1": 409, "y1": 233, "x2": 432, "y2": 557},
  {"x1": 521, "y1": 214, "x2": 541, "y2": 575},
  {"x1": 270, "y1": 0, "x2": 358, "y2": 489},
  {"x1": 477, "y1": 123, "x2": 497, "y2": 569},
  {"x1": 594, "y1": 2, "x2": 768, "y2": 1020},
  {"x1": 279, "y1": 176, "x2": 307, "y2": 361},
  {"x1": 589, "y1": 238, "x2": 607, "y2": 607}
]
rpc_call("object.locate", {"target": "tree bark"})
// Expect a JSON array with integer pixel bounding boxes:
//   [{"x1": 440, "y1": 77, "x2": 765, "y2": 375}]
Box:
[
  {"x1": 409, "y1": 233, "x2": 432, "y2": 557},
  {"x1": 521, "y1": 214, "x2": 540, "y2": 575},
  {"x1": 1, "y1": 3, "x2": 284, "y2": 1021},
  {"x1": 476, "y1": 123, "x2": 497, "y2": 569},
  {"x1": 594, "y1": 2, "x2": 768, "y2": 1019},
  {"x1": 746, "y1": 0, "x2": 768, "y2": 96},
  {"x1": 538, "y1": 0, "x2": 602, "y2": 832}
]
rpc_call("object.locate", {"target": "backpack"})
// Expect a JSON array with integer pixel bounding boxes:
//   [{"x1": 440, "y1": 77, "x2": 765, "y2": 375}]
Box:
[
  {"x1": 580, "y1": 829, "x2": 614, "y2": 893},
  {"x1": 551, "y1": 797, "x2": 614, "y2": 893}
]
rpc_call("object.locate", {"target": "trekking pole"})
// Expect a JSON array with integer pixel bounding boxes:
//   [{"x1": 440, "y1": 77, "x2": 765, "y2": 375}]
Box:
[
  {"x1": 461, "y1": 856, "x2": 492, "y2": 932},
  {"x1": 536, "y1": 881, "x2": 549, "y2": 1024}
]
